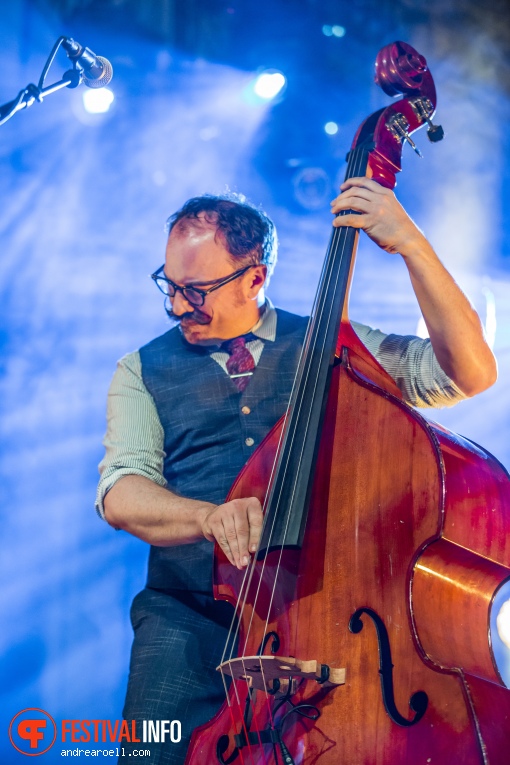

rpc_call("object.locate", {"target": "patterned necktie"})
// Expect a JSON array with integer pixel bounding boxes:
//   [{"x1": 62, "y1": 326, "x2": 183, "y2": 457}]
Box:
[{"x1": 223, "y1": 336, "x2": 255, "y2": 392}]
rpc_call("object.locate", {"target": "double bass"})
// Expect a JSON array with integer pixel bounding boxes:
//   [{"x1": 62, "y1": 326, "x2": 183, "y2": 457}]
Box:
[{"x1": 186, "y1": 41, "x2": 510, "y2": 764}]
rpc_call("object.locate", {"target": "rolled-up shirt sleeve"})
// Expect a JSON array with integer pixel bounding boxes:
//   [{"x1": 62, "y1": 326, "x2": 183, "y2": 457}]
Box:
[
  {"x1": 95, "y1": 350, "x2": 167, "y2": 519},
  {"x1": 351, "y1": 321, "x2": 468, "y2": 409}
]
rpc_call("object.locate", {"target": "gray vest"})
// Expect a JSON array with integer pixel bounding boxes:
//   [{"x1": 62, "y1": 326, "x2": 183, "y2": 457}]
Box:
[{"x1": 138, "y1": 309, "x2": 308, "y2": 592}]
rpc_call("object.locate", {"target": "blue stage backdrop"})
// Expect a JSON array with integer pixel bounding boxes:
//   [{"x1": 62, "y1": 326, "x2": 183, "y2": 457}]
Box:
[{"x1": 1, "y1": 1, "x2": 509, "y2": 760}]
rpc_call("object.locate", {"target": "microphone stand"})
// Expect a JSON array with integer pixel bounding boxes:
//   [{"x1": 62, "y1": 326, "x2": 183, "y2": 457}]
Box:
[{"x1": 0, "y1": 36, "x2": 83, "y2": 127}]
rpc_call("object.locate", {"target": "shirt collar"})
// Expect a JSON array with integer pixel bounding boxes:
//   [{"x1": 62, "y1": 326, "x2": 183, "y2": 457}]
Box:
[{"x1": 249, "y1": 298, "x2": 276, "y2": 342}]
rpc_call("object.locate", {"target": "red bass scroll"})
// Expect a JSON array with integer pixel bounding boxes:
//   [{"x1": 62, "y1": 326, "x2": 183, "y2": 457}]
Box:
[{"x1": 186, "y1": 41, "x2": 510, "y2": 765}]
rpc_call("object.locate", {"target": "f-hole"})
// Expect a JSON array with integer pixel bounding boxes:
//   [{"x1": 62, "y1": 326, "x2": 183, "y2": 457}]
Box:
[{"x1": 349, "y1": 607, "x2": 428, "y2": 727}]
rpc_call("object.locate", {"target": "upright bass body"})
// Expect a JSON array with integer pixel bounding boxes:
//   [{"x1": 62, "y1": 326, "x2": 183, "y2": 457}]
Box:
[
  {"x1": 185, "y1": 42, "x2": 510, "y2": 764},
  {"x1": 186, "y1": 324, "x2": 510, "y2": 764}
]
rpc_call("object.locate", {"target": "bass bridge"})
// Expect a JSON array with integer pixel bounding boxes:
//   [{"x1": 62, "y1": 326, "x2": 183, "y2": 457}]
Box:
[
  {"x1": 216, "y1": 654, "x2": 345, "y2": 765},
  {"x1": 218, "y1": 654, "x2": 346, "y2": 695}
]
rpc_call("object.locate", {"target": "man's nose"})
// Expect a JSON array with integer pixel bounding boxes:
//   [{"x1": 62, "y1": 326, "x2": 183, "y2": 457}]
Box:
[{"x1": 170, "y1": 290, "x2": 194, "y2": 316}]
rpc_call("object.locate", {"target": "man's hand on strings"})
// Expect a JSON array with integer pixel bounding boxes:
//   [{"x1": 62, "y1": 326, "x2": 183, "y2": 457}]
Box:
[
  {"x1": 330, "y1": 177, "x2": 426, "y2": 256},
  {"x1": 199, "y1": 497, "x2": 263, "y2": 569}
]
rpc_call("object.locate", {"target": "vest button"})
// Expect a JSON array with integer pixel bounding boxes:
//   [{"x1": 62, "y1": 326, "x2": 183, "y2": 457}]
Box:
[
  {"x1": 245, "y1": 437, "x2": 255, "y2": 447},
  {"x1": 241, "y1": 406, "x2": 251, "y2": 415}
]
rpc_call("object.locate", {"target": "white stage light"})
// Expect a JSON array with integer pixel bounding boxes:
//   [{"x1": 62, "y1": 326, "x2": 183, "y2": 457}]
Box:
[
  {"x1": 82, "y1": 87, "x2": 115, "y2": 114},
  {"x1": 323, "y1": 24, "x2": 345, "y2": 37},
  {"x1": 497, "y1": 599, "x2": 510, "y2": 650},
  {"x1": 253, "y1": 72, "x2": 286, "y2": 100},
  {"x1": 325, "y1": 121, "x2": 339, "y2": 135}
]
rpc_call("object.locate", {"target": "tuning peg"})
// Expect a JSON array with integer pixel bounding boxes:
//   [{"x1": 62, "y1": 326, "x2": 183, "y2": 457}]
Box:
[
  {"x1": 426, "y1": 122, "x2": 444, "y2": 142},
  {"x1": 409, "y1": 97, "x2": 445, "y2": 143},
  {"x1": 387, "y1": 113, "x2": 423, "y2": 157},
  {"x1": 403, "y1": 133, "x2": 423, "y2": 156}
]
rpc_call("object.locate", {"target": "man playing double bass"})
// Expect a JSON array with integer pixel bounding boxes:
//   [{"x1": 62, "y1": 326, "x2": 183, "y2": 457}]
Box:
[{"x1": 97, "y1": 177, "x2": 496, "y2": 764}]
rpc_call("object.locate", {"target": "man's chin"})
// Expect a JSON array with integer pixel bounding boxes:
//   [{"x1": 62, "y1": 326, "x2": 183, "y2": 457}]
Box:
[{"x1": 180, "y1": 321, "x2": 214, "y2": 345}]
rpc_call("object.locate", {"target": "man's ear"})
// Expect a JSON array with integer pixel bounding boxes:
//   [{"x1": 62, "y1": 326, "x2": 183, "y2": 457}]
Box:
[{"x1": 248, "y1": 265, "x2": 267, "y2": 297}]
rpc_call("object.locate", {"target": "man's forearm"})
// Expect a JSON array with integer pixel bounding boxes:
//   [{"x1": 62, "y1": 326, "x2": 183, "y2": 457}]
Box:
[
  {"x1": 103, "y1": 474, "x2": 215, "y2": 546},
  {"x1": 400, "y1": 237, "x2": 498, "y2": 396},
  {"x1": 330, "y1": 178, "x2": 498, "y2": 397}
]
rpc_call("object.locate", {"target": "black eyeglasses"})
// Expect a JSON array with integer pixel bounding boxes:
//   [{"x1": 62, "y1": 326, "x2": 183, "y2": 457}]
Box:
[{"x1": 150, "y1": 265, "x2": 253, "y2": 307}]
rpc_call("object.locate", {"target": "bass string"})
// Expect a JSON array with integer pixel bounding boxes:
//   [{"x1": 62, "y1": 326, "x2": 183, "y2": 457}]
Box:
[
  {"x1": 238, "y1": 145, "x2": 367, "y2": 727},
  {"x1": 224, "y1": 197, "x2": 351, "y2": 656},
  {"x1": 220, "y1": 147, "x2": 366, "y2": 664},
  {"x1": 217, "y1": 216, "x2": 348, "y2": 665},
  {"x1": 215, "y1": 301, "x2": 320, "y2": 755},
  {"x1": 270, "y1": 143, "x2": 367, "y2": 522},
  {"x1": 224, "y1": 203, "x2": 349, "y2": 657},
  {"x1": 229, "y1": 142, "x2": 367, "y2": 669},
  {"x1": 255, "y1": 143, "x2": 367, "y2": 578},
  {"x1": 213, "y1": 233, "x2": 346, "y2": 761},
  {"x1": 219, "y1": 144, "x2": 367, "y2": 758},
  {"x1": 234, "y1": 141, "x2": 366, "y2": 670},
  {"x1": 218, "y1": 567, "x2": 272, "y2": 765},
  {"x1": 222, "y1": 583, "x2": 268, "y2": 765},
  {"x1": 254, "y1": 143, "x2": 368, "y2": 657},
  {"x1": 222, "y1": 172, "x2": 351, "y2": 661},
  {"x1": 238, "y1": 229, "x2": 350, "y2": 653}
]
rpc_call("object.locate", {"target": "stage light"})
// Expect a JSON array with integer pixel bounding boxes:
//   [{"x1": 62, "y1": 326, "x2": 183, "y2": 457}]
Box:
[
  {"x1": 325, "y1": 121, "x2": 339, "y2": 135},
  {"x1": 491, "y1": 583, "x2": 510, "y2": 688},
  {"x1": 253, "y1": 71, "x2": 286, "y2": 100},
  {"x1": 323, "y1": 24, "x2": 345, "y2": 38},
  {"x1": 82, "y1": 87, "x2": 115, "y2": 114},
  {"x1": 332, "y1": 25, "x2": 346, "y2": 37},
  {"x1": 497, "y1": 599, "x2": 510, "y2": 650}
]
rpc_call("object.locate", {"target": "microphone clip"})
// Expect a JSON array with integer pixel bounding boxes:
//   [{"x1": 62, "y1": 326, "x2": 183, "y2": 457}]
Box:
[{"x1": 62, "y1": 37, "x2": 113, "y2": 89}]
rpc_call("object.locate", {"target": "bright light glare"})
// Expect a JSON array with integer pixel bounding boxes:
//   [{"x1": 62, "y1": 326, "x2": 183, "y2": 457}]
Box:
[
  {"x1": 82, "y1": 87, "x2": 115, "y2": 114},
  {"x1": 325, "y1": 121, "x2": 339, "y2": 135},
  {"x1": 482, "y1": 283, "x2": 497, "y2": 349},
  {"x1": 323, "y1": 24, "x2": 345, "y2": 37},
  {"x1": 415, "y1": 316, "x2": 429, "y2": 338},
  {"x1": 497, "y1": 599, "x2": 510, "y2": 650},
  {"x1": 253, "y1": 72, "x2": 286, "y2": 100}
]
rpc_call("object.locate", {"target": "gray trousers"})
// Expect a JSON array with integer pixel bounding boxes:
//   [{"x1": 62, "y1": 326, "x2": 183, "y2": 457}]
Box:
[{"x1": 119, "y1": 588, "x2": 236, "y2": 765}]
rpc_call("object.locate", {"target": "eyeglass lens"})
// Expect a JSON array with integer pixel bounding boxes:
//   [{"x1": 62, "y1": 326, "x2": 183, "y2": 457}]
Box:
[{"x1": 154, "y1": 277, "x2": 204, "y2": 306}]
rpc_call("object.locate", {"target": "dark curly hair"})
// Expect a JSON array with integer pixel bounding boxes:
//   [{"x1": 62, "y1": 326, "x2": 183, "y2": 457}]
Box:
[{"x1": 166, "y1": 192, "x2": 277, "y2": 283}]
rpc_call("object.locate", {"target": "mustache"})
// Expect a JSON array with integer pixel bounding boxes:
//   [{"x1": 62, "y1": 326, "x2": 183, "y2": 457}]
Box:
[{"x1": 164, "y1": 301, "x2": 212, "y2": 325}]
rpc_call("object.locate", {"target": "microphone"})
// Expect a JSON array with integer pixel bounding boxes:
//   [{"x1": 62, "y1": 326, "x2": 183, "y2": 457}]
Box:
[{"x1": 62, "y1": 38, "x2": 113, "y2": 88}]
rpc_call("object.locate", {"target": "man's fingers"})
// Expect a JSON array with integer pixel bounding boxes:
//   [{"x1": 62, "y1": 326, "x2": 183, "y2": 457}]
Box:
[
  {"x1": 340, "y1": 176, "x2": 388, "y2": 194},
  {"x1": 332, "y1": 213, "x2": 365, "y2": 229},
  {"x1": 233, "y1": 511, "x2": 251, "y2": 567},
  {"x1": 210, "y1": 516, "x2": 235, "y2": 567},
  {"x1": 233, "y1": 497, "x2": 262, "y2": 566},
  {"x1": 202, "y1": 497, "x2": 263, "y2": 569},
  {"x1": 222, "y1": 514, "x2": 243, "y2": 568},
  {"x1": 331, "y1": 188, "x2": 375, "y2": 209},
  {"x1": 331, "y1": 196, "x2": 371, "y2": 216},
  {"x1": 247, "y1": 499, "x2": 264, "y2": 554}
]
